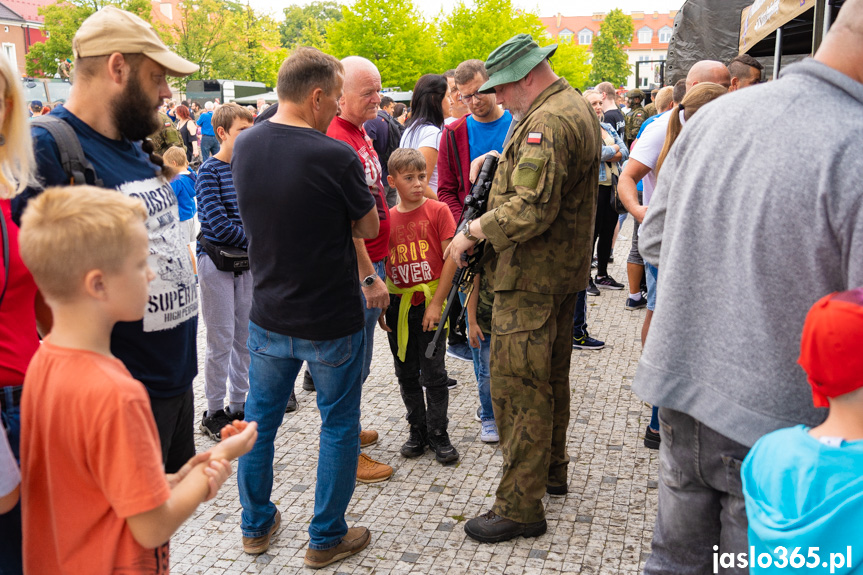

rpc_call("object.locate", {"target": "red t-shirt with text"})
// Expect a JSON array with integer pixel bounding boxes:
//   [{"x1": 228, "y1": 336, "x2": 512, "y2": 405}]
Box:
[
  {"x1": 387, "y1": 199, "x2": 456, "y2": 305},
  {"x1": 326, "y1": 116, "x2": 390, "y2": 262}
]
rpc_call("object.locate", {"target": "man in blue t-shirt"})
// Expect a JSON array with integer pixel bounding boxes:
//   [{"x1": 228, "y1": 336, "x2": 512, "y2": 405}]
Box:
[
  {"x1": 197, "y1": 101, "x2": 219, "y2": 160},
  {"x1": 13, "y1": 7, "x2": 201, "y2": 475}
]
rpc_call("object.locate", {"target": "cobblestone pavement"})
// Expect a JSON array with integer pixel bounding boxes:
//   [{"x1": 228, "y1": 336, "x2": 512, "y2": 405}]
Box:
[{"x1": 172, "y1": 221, "x2": 659, "y2": 574}]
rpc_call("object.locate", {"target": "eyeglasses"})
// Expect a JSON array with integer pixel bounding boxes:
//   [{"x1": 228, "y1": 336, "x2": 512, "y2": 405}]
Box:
[{"x1": 458, "y1": 91, "x2": 482, "y2": 103}]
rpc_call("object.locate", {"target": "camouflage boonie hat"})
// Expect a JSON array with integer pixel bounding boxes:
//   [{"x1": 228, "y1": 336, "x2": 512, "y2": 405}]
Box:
[
  {"x1": 626, "y1": 89, "x2": 645, "y2": 100},
  {"x1": 480, "y1": 34, "x2": 557, "y2": 93}
]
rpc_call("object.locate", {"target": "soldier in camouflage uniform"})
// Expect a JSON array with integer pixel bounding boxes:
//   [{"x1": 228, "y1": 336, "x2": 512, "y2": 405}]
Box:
[
  {"x1": 447, "y1": 34, "x2": 600, "y2": 544},
  {"x1": 642, "y1": 88, "x2": 659, "y2": 119},
  {"x1": 148, "y1": 111, "x2": 186, "y2": 157},
  {"x1": 624, "y1": 89, "x2": 647, "y2": 148}
]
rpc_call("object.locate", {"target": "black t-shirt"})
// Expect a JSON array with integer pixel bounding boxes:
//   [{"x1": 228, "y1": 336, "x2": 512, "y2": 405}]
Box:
[
  {"x1": 603, "y1": 108, "x2": 626, "y2": 137},
  {"x1": 233, "y1": 121, "x2": 375, "y2": 341}
]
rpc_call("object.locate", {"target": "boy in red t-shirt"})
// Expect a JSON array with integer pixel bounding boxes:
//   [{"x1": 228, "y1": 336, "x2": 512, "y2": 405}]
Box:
[
  {"x1": 18, "y1": 186, "x2": 257, "y2": 575},
  {"x1": 383, "y1": 149, "x2": 459, "y2": 465}
]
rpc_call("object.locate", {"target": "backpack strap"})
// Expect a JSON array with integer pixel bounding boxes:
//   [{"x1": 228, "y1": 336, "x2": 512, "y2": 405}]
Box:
[
  {"x1": 31, "y1": 116, "x2": 103, "y2": 187},
  {"x1": 447, "y1": 126, "x2": 465, "y2": 201}
]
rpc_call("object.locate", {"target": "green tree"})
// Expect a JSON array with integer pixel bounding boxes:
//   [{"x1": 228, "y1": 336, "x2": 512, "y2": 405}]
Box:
[
  {"x1": 588, "y1": 8, "x2": 633, "y2": 87},
  {"x1": 280, "y1": 1, "x2": 341, "y2": 49},
  {"x1": 326, "y1": 0, "x2": 439, "y2": 90},
  {"x1": 437, "y1": 0, "x2": 546, "y2": 71},
  {"x1": 217, "y1": 6, "x2": 286, "y2": 86},
  {"x1": 163, "y1": 0, "x2": 238, "y2": 83},
  {"x1": 551, "y1": 41, "x2": 591, "y2": 91},
  {"x1": 26, "y1": 0, "x2": 152, "y2": 77}
]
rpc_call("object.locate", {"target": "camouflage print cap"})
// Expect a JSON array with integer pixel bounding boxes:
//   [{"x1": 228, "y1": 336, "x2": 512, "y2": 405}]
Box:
[{"x1": 480, "y1": 34, "x2": 557, "y2": 93}]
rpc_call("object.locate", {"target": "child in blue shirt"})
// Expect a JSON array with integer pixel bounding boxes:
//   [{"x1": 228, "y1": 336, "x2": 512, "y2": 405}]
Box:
[
  {"x1": 164, "y1": 146, "x2": 197, "y2": 245},
  {"x1": 741, "y1": 288, "x2": 863, "y2": 574}
]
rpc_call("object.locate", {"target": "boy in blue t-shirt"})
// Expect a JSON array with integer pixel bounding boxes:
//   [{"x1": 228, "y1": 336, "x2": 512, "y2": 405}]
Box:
[
  {"x1": 196, "y1": 103, "x2": 255, "y2": 440},
  {"x1": 164, "y1": 146, "x2": 197, "y2": 246},
  {"x1": 741, "y1": 288, "x2": 863, "y2": 574}
]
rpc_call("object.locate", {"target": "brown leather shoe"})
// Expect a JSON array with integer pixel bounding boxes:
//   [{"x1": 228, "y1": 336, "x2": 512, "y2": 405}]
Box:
[
  {"x1": 242, "y1": 509, "x2": 281, "y2": 554},
  {"x1": 304, "y1": 526, "x2": 371, "y2": 568},
  {"x1": 356, "y1": 452, "x2": 392, "y2": 483},
  {"x1": 359, "y1": 429, "x2": 378, "y2": 448}
]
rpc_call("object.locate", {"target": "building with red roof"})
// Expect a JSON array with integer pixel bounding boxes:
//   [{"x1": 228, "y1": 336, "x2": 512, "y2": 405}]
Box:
[
  {"x1": 541, "y1": 11, "x2": 678, "y2": 90},
  {"x1": 0, "y1": 0, "x2": 49, "y2": 76}
]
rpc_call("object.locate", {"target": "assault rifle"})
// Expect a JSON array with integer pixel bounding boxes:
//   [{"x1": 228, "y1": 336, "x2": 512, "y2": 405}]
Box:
[{"x1": 425, "y1": 154, "x2": 498, "y2": 359}]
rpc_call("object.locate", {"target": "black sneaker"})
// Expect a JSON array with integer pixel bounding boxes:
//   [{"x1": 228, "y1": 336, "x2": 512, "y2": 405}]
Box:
[
  {"x1": 608, "y1": 255, "x2": 614, "y2": 264},
  {"x1": 447, "y1": 377, "x2": 458, "y2": 390},
  {"x1": 302, "y1": 370, "x2": 316, "y2": 392},
  {"x1": 200, "y1": 409, "x2": 232, "y2": 440},
  {"x1": 400, "y1": 426, "x2": 427, "y2": 458},
  {"x1": 572, "y1": 333, "x2": 605, "y2": 350},
  {"x1": 285, "y1": 391, "x2": 298, "y2": 413},
  {"x1": 586, "y1": 277, "x2": 600, "y2": 296},
  {"x1": 625, "y1": 295, "x2": 647, "y2": 310},
  {"x1": 644, "y1": 426, "x2": 661, "y2": 450},
  {"x1": 591, "y1": 257, "x2": 598, "y2": 269},
  {"x1": 595, "y1": 275, "x2": 625, "y2": 290},
  {"x1": 428, "y1": 430, "x2": 459, "y2": 464},
  {"x1": 225, "y1": 405, "x2": 244, "y2": 421}
]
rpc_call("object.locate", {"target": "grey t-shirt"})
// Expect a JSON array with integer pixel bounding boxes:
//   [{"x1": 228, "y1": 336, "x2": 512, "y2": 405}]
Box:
[{"x1": 635, "y1": 58, "x2": 863, "y2": 447}]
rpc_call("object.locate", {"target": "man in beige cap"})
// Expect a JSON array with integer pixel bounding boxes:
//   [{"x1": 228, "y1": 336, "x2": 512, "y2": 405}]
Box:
[
  {"x1": 447, "y1": 33, "x2": 600, "y2": 543},
  {"x1": 13, "y1": 6, "x2": 205, "y2": 475}
]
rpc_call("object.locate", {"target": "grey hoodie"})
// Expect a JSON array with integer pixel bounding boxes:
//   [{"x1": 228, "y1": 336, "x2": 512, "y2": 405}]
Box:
[{"x1": 634, "y1": 59, "x2": 863, "y2": 447}]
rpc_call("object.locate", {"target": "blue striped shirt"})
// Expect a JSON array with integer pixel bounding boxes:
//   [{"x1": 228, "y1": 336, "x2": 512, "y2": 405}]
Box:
[{"x1": 195, "y1": 156, "x2": 247, "y2": 256}]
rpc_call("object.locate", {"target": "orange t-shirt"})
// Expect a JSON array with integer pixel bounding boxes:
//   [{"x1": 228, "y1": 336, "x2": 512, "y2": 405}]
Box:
[{"x1": 21, "y1": 339, "x2": 172, "y2": 575}]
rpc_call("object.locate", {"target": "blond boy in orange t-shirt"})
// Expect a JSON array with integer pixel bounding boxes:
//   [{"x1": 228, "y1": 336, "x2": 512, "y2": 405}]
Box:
[{"x1": 18, "y1": 186, "x2": 258, "y2": 574}]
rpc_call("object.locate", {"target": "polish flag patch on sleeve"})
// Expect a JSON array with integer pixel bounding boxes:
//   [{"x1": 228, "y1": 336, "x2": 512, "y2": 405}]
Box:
[{"x1": 527, "y1": 132, "x2": 542, "y2": 145}]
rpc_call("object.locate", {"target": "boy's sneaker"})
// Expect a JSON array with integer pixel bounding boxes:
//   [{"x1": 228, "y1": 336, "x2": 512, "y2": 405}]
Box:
[
  {"x1": 586, "y1": 277, "x2": 600, "y2": 296},
  {"x1": 447, "y1": 377, "x2": 458, "y2": 390},
  {"x1": 356, "y1": 453, "x2": 393, "y2": 483},
  {"x1": 608, "y1": 255, "x2": 614, "y2": 264},
  {"x1": 644, "y1": 426, "x2": 661, "y2": 450},
  {"x1": 285, "y1": 391, "x2": 298, "y2": 413},
  {"x1": 474, "y1": 407, "x2": 482, "y2": 422},
  {"x1": 200, "y1": 409, "x2": 232, "y2": 440},
  {"x1": 302, "y1": 370, "x2": 316, "y2": 392},
  {"x1": 304, "y1": 526, "x2": 371, "y2": 569},
  {"x1": 480, "y1": 421, "x2": 499, "y2": 443},
  {"x1": 446, "y1": 342, "x2": 472, "y2": 362},
  {"x1": 400, "y1": 426, "x2": 427, "y2": 458},
  {"x1": 595, "y1": 275, "x2": 625, "y2": 290},
  {"x1": 625, "y1": 295, "x2": 647, "y2": 310},
  {"x1": 225, "y1": 404, "x2": 244, "y2": 421},
  {"x1": 572, "y1": 333, "x2": 605, "y2": 350},
  {"x1": 428, "y1": 430, "x2": 459, "y2": 464}
]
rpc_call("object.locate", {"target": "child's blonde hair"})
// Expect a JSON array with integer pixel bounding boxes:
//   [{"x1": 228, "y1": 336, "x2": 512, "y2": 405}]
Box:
[
  {"x1": 212, "y1": 103, "x2": 254, "y2": 143},
  {"x1": 0, "y1": 55, "x2": 35, "y2": 199},
  {"x1": 162, "y1": 146, "x2": 188, "y2": 167},
  {"x1": 19, "y1": 186, "x2": 148, "y2": 302},
  {"x1": 387, "y1": 148, "x2": 426, "y2": 178}
]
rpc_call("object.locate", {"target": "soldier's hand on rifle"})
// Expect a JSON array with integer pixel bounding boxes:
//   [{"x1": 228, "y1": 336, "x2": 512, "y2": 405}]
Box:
[
  {"x1": 469, "y1": 151, "x2": 500, "y2": 184},
  {"x1": 362, "y1": 277, "x2": 390, "y2": 310},
  {"x1": 422, "y1": 305, "x2": 442, "y2": 332},
  {"x1": 445, "y1": 233, "x2": 475, "y2": 269}
]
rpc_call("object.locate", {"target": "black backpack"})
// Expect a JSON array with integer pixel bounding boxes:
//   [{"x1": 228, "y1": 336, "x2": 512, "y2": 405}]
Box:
[
  {"x1": 30, "y1": 115, "x2": 103, "y2": 187},
  {"x1": 379, "y1": 112, "x2": 404, "y2": 167}
]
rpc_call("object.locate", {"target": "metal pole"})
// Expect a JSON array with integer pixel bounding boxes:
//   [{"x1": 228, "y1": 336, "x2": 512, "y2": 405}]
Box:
[
  {"x1": 773, "y1": 26, "x2": 783, "y2": 80},
  {"x1": 823, "y1": 0, "x2": 833, "y2": 38}
]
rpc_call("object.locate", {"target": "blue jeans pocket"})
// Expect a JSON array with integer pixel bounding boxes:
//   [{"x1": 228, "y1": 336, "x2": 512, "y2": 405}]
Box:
[
  {"x1": 247, "y1": 324, "x2": 270, "y2": 353},
  {"x1": 312, "y1": 336, "x2": 352, "y2": 367}
]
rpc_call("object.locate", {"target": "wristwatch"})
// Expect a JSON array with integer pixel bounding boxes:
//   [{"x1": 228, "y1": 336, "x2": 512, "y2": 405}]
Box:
[
  {"x1": 361, "y1": 273, "x2": 378, "y2": 287},
  {"x1": 463, "y1": 219, "x2": 479, "y2": 243}
]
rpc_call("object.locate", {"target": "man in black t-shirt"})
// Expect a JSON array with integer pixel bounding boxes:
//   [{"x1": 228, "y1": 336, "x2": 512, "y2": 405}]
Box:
[
  {"x1": 596, "y1": 81, "x2": 626, "y2": 137},
  {"x1": 233, "y1": 48, "x2": 379, "y2": 567}
]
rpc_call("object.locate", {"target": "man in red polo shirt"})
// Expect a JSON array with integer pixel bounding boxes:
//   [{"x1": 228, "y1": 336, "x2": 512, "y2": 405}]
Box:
[{"x1": 326, "y1": 56, "x2": 393, "y2": 484}]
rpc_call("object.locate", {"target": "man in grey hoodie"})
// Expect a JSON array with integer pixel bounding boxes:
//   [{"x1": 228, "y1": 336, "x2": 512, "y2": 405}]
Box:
[{"x1": 635, "y1": 1, "x2": 863, "y2": 573}]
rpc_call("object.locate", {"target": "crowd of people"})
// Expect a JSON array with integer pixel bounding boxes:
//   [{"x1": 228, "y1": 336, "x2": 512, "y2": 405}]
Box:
[{"x1": 0, "y1": 0, "x2": 862, "y2": 573}]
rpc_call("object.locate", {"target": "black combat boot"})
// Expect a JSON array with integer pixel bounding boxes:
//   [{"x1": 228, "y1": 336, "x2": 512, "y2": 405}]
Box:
[{"x1": 428, "y1": 429, "x2": 459, "y2": 464}]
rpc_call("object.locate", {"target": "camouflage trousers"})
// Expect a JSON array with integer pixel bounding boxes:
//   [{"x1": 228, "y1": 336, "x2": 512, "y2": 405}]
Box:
[{"x1": 489, "y1": 289, "x2": 577, "y2": 523}]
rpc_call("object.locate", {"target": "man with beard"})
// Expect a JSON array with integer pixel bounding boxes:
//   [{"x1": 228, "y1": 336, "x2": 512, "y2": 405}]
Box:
[{"x1": 12, "y1": 7, "x2": 202, "y2": 474}]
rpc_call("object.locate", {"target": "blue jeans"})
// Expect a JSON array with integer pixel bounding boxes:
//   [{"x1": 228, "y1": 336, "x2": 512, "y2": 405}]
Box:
[
  {"x1": 238, "y1": 322, "x2": 365, "y2": 550},
  {"x1": 572, "y1": 290, "x2": 588, "y2": 337},
  {"x1": 360, "y1": 259, "x2": 387, "y2": 384},
  {"x1": 200, "y1": 134, "x2": 219, "y2": 160},
  {"x1": 0, "y1": 387, "x2": 22, "y2": 575},
  {"x1": 458, "y1": 291, "x2": 493, "y2": 422},
  {"x1": 645, "y1": 262, "x2": 659, "y2": 311}
]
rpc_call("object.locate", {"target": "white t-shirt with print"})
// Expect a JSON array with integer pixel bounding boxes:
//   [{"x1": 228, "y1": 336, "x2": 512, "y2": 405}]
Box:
[{"x1": 400, "y1": 122, "x2": 443, "y2": 192}]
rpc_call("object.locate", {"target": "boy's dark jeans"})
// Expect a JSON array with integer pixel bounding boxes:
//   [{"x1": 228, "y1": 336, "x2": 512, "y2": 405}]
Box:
[{"x1": 385, "y1": 295, "x2": 449, "y2": 433}]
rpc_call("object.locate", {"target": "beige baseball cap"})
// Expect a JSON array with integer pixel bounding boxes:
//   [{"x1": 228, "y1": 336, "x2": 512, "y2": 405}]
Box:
[{"x1": 72, "y1": 6, "x2": 199, "y2": 77}]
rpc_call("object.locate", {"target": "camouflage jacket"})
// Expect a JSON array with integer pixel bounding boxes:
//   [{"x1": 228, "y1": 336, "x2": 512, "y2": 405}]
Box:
[
  {"x1": 149, "y1": 112, "x2": 186, "y2": 156},
  {"x1": 478, "y1": 78, "x2": 600, "y2": 295},
  {"x1": 643, "y1": 102, "x2": 657, "y2": 120},
  {"x1": 624, "y1": 104, "x2": 646, "y2": 146}
]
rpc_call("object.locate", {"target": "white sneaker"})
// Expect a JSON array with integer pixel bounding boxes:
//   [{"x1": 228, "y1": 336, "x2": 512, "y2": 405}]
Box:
[{"x1": 480, "y1": 420, "x2": 499, "y2": 443}]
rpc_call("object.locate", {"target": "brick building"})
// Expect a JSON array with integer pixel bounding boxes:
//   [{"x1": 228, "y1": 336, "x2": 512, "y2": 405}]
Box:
[{"x1": 541, "y1": 11, "x2": 678, "y2": 90}]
